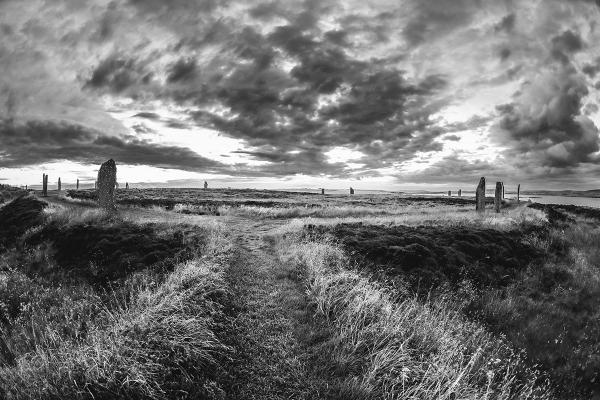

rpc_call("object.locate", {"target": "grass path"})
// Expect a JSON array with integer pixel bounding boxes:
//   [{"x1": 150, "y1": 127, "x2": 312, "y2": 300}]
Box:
[
  {"x1": 222, "y1": 217, "x2": 332, "y2": 399},
  {"x1": 36, "y1": 193, "x2": 334, "y2": 398}
]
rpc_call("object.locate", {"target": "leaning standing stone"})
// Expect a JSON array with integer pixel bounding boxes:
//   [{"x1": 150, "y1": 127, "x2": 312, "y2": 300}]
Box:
[
  {"x1": 476, "y1": 177, "x2": 485, "y2": 212},
  {"x1": 494, "y1": 181, "x2": 502, "y2": 213},
  {"x1": 97, "y1": 159, "x2": 117, "y2": 211}
]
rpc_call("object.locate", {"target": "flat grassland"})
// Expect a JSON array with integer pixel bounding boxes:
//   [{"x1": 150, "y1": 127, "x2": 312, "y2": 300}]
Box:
[{"x1": 0, "y1": 187, "x2": 598, "y2": 399}]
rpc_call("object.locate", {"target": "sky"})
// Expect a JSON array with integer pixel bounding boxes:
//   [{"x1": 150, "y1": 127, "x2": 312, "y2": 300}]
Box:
[{"x1": 2, "y1": 0, "x2": 600, "y2": 190}]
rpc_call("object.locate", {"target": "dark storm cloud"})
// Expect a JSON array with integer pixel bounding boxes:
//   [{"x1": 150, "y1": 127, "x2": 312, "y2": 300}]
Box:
[
  {"x1": 0, "y1": 119, "x2": 224, "y2": 172},
  {"x1": 133, "y1": 112, "x2": 160, "y2": 120},
  {"x1": 443, "y1": 135, "x2": 461, "y2": 141},
  {"x1": 85, "y1": 54, "x2": 151, "y2": 93},
  {"x1": 6, "y1": 0, "x2": 600, "y2": 188},
  {"x1": 402, "y1": 0, "x2": 480, "y2": 46},
  {"x1": 495, "y1": 13, "x2": 516, "y2": 33},
  {"x1": 167, "y1": 57, "x2": 197, "y2": 83},
  {"x1": 494, "y1": 65, "x2": 599, "y2": 168},
  {"x1": 233, "y1": 149, "x2": 350, "y2": 176},
  {"x1": 64, "y1": 0, "x2": 455, "y2": 177},
  {"x1": 582, "y1": 57, "x2": 600, "y2": 77},
  {"x1": 551, "y1": 30, "x2": 585, "y2": 63},
  {"x1": 401, "y1": 155, "x2": 503, "y2": 185}
]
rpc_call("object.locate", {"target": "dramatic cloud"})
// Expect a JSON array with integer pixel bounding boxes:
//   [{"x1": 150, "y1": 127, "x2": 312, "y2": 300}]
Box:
[
  {"x1": 1, "y1": 0, "x2": 600, "y2": 188},
  {"x1": 0, "y1": 120, "x2": 224, "y2": 172}
]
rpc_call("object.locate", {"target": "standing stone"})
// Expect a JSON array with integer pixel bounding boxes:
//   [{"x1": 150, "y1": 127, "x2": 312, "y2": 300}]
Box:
[
  {"x1": 42, "y1": 174, "x2": 48, "y2": 197},
  {"x1": 448, "y1": 190, "x2": 451, "y2": 197},
  {"x1": 204, "y1": 181, "x2": 208, "y2": 190},
  {"x1": 57, "y1": 178, "x2": 61, "y2": 192},
  {"x1": 25, "y1": 185, "x2": 27, "y2": 191},
  {"x1": 458, "y1": 189, "x2": 462, "y2": 197},
  {"x1": 126, "y1": 182, "x2": 129, "y2": 190},
  {"x1": 321, "y1": 188, "x2": 325, "y2": 195},
  {"x1": 475, "y1": 177, "x2": 485, "y2": 213},
  {"x1": 517, "y1": 184, "x2": 521, "y2": 203},
  {"x1": 97, "y1": 159, "x2": 117, "y2": 211},
  {"x1": 502, "y1": 182, "x2": 505, "y2": 199},
  {"x1": 350, "y1": 187, "x2": 354, "y2": 195},
  {"x1": 76, "y1": 179, "x2": 79, "y2": 190},
  {"x1": 494, "y1": 182, "x2": 502, "y2": 213}
]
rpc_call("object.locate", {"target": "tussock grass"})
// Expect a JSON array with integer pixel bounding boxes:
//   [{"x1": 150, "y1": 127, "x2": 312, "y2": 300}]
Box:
[
  {"x1": 0, "y1": 258, "x2": 232, "y2": 399},
  {"x1": 272, "y1": 205, "x2": 546, "y2": 238},
  {"x1": 472, "y1": 222, "x2": 600, "y2": 397},
  {"x1": 221, "y1": 204, "x2": 406, "y2": 219},
  {"x1": 277, "y1": 236, "x2": 552, "y2": 399},
  {"x1": 224, "y1": 202, "x2": 546, "y2": 228},
  {"x1": 43, "y1": 203, "x2": 115, "y2": 226},
  {"x1": 0, "y1": 196, "x2": 235, "y2": 399}
]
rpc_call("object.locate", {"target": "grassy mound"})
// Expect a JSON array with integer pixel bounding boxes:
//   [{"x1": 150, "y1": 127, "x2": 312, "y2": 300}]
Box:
[
  {"x1": 277, "y1": 236, "x2": 552, "y2": 399},
  {"x1": 25, "y1": 221, "x2": 201, "y2": 283},
  {"x1": 305, "y1": 223, "x2": 543, "y2": 290},
  {"x1": 0, "y1": 199, "x2": 235, "y2": 399},
  {"x1": 0, "y1": 195, "x2": 46, "y2": 249}
]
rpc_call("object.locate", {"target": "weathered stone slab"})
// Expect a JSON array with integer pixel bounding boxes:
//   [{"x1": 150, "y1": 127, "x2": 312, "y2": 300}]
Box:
[
  {"x1": 494, "y1": 181, "x2": 502, "y2": 213},
  {"x1": 517, "y1": 184, "x2": 520, "y2": 203},
  {"x1": 58, "y1": 178, "x2": 61, "y2": 192},
  {"x1": 97, "y1": 159, "x2": 117, "y2": 210},
  {"x1": 350, "y1": 187, "x2": 354, "y2": 195},
  {"x1": 458, "y1": 189, "x2": 462, "y2": 197},
  {"x1": 42, "y1": 174, "x2": 48, "y2": 197},
  {"x1": 476, "y1": 177, "x2": 485, "y2": 212}
]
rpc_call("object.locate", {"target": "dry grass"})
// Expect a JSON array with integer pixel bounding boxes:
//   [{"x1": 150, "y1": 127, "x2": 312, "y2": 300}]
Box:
[
  {"x1": 0, "y1": 204, "x2": 235, "y2": 399},
  {"x1": 43, "y1": 203, "x2": 114, "y2": 226},
  {"x1": 472, "y1": 222, "x2": 600, "y2": 397},
  {"x1": 272, "y1": 205, "x2": 546, "y2": 238},
  {"x1": 276, "y1": 235, "x2": 552, "y2": 400}
]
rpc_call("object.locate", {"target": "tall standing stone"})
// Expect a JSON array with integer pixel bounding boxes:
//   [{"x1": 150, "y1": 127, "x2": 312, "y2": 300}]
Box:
[
  {"x1": 494, "y1": 182, "x2": 502, "y2": 213},
  {"x1": 517, "y1": 184, "x2": 520, "y2": 203},
  {"x1": 204, "y1": 181, "x2": 208, "y2": 190},
  {"x1": 475, "y1": 177, "x2": 485, "y2": 213},
  {"x1": 97, "y1": 159, "x2": 117, "y2": 211},
  {"x1": 448, "y1": 190, "x2": 451, "y2": 197},
  {"x1": 57, "y1": 178, "x2": 61, "y2": 192},
  {"x1": 321, "y1": 188, "x2": 325, "y2": 195},
  {"x1": 126, "y1": 182, "x2": 129, "y2": 190},
  {"x1": 42, "y1": 174, "x2": 48, "y2": 197},
  {"x1": 350, "y1": 187, "x2": 354, "y2": 195},
  {"x1": 76, "y1": 179, "x2": 79, "y2": 190},
  {"x1": 502, "y1": 182, "x2": 505, "y2": 199},
  {"x1": 458, "y1": 189, "x2": 462, "y2": 197}
]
